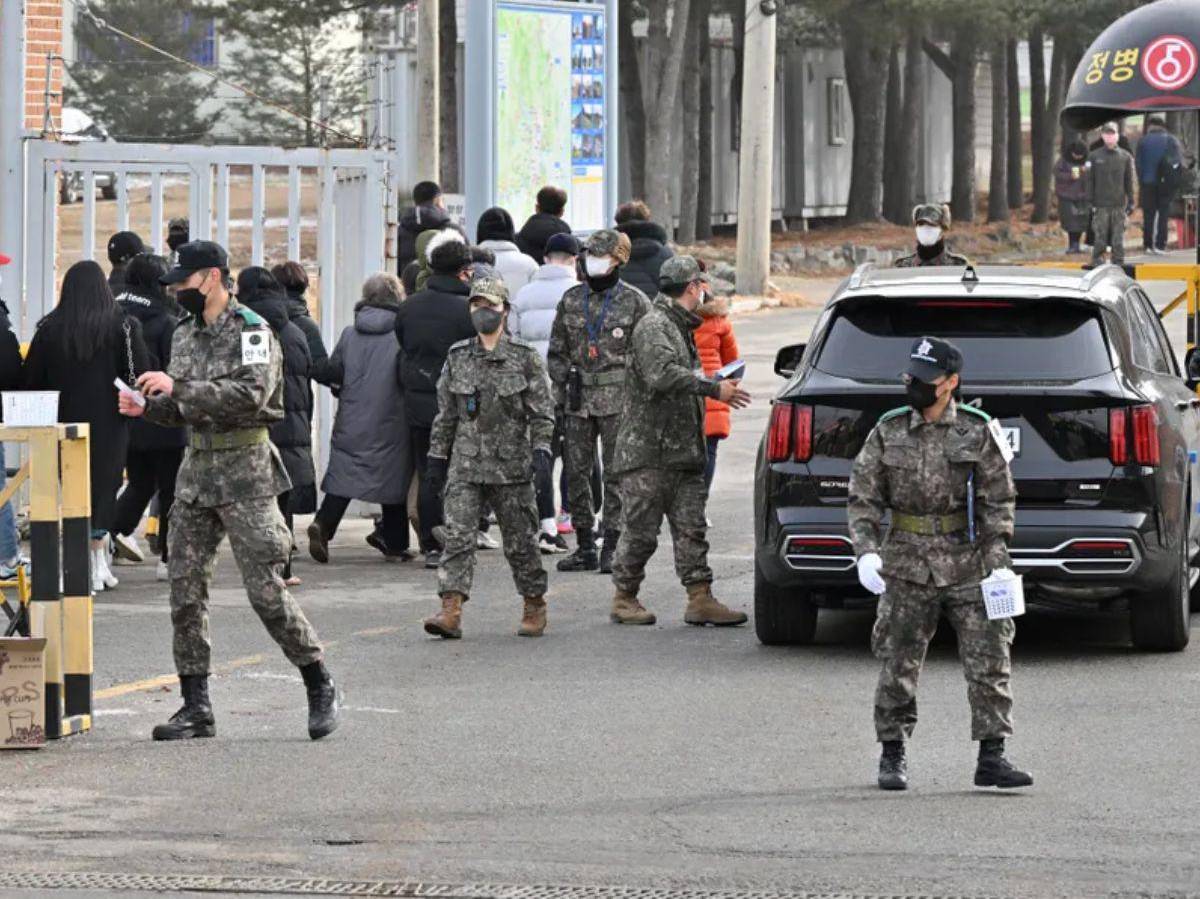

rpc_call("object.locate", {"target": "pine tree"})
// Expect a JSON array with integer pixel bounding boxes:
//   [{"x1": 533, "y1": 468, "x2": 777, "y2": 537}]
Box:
[{"x1": 67, "y1": 0, "x2": 219, "y2": 142}]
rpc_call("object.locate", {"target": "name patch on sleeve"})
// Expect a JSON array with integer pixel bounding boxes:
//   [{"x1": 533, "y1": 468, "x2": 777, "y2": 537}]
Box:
[
  {"x1": 242, "y1": 330, "x2": 270, "y2": 365},
  {"x1": 988, "y1": 418, "x2": 1014, "y2": 463}
]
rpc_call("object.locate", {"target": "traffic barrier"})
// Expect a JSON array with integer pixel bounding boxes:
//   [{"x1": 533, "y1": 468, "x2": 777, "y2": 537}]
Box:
[{"x1": 0, "y1": 424, "x2": 93, "y2": 740}]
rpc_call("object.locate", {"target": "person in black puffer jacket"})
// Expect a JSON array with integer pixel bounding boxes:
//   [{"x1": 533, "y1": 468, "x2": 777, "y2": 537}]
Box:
[
  {"x1": 237, "y1": 267, "x2": 316, "y2": 585},
  {"x1": 271, "y1": 260, "x2": 329, "y2": 370},
  {"x1": 111, "y1": 254, "x2": 185, "y2": 579},
  {"x1": 516, "y1": 185, "x2": 572, "y2": 265},
  {"x1": 393, "y1": 235, "x2": 476, "y2": 564},
  {"x1": 614, "y1": 200, "x2": 674, "y2": 299}
]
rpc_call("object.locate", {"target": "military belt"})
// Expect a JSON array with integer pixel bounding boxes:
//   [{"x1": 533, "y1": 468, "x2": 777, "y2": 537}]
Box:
[
  {"x1": 891, "y1": 510, "x2": 970, "y2": 536},
  {"x1": 189, "y1": 427, "x2": 269, "y2": 451},
  {"x1": 577, "y1": 369, "x2": 626, "y2": 387}
]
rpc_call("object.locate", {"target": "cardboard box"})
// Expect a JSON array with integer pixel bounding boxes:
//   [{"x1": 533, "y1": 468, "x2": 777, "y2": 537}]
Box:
[{"x1": 0, "y1": 638, "x2": 47, "y2": 748}]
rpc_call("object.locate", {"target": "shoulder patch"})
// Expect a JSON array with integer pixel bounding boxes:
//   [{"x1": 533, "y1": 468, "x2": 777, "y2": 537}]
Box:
[
  {"x1": 448, "y1": 337, "x2": 474, "y2": 353},
  {"x1": 958, "y1": 402, "x2": 992, "y2": 423},
  {"x1": 233, "y1": 306, "x2": 266, "y2": 327},
  {"x1": 878, "y1": 406, "x2": 912, "y2": 424}
]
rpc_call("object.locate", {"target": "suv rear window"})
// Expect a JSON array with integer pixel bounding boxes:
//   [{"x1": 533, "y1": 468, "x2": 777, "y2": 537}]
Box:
[{"x1": 814, "y1": 299, "x2": 1113, "y2": 382}]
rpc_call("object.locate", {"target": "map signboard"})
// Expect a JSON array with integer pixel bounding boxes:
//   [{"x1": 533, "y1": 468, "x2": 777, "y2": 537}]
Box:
[{"x1": 467, "y1": 1, "x2": 615, "y2": 235}]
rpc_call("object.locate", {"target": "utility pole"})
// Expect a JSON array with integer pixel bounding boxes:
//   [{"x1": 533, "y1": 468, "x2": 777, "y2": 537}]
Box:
[
  {"x1": 0, "y1": 0, "x2": 26, "y2": 330},
  {"x1": 734, "y1": 0, "x2": 776, "y2": 297},
  {"x1": 416, "y1": 0, "x2": 440, "y2": 184}
]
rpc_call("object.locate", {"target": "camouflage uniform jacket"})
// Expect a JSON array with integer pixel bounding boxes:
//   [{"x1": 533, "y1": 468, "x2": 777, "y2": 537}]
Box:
[
  {"x1": 546, "y1": 279, "x2": 651, "y2": 417},
  {"x1": 847, "y1": 402, "x2": 1015, "y2": 588},
  {"x1": 144, "y1": 300, "x2": 290, "y2": 507},
  {"x1": 611, "y1": 295, "x2": 723, "y2": 476},
  {"x1": 893, "y1": 246, "x2": 970, "y2": 267},
  {"x1": 429, "y1": 334, "x2": 555, "y2": 485}
]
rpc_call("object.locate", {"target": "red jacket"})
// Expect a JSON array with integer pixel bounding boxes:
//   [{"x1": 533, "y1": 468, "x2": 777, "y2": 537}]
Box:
[{"x1": 694, "y1": 297, "x2": 739, "y2": 439}]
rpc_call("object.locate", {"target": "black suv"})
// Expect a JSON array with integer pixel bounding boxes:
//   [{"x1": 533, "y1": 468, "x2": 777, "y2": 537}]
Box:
[{"x1": 754, "y1": 264, "x2": 1200, "y2": 652}]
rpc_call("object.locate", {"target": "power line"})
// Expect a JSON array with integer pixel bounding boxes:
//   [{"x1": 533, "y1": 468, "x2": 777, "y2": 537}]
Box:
[{"x1": 65, "y1": 0, "x2": 366, "y2": 147}]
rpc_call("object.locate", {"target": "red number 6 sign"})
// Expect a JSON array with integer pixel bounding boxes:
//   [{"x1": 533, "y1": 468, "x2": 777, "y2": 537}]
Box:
[{"x1": 1141, "y1": 35, "x2": 1199, "y2": 91}]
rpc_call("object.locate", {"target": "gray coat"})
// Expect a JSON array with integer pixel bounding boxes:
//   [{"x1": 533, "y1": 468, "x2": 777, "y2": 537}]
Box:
[{"x1": 320, "y1": 301, "x2": 412, "y2": 504}]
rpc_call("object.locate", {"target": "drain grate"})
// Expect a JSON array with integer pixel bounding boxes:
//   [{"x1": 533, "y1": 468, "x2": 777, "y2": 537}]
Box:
[{"x1": 0, "y1": 872, "x2": 1019, "y2": 899}]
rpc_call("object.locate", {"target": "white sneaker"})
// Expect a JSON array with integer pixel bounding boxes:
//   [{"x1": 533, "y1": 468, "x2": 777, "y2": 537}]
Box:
[
  {"x1": 112, "y1": 532, "x2": 145, "y2": 563},
  {"x1": 157, "y1": 560, "x2": 169, "y2": 581},
  {"x1": 91, "y1": 547, "x2": 107, "y2": 593},
  {"x1": 96, "y1": 545, "x2": 118, "y2": 589},
  {"x1": 476, "y1": 530, "x2": 500, "y2": 550}
]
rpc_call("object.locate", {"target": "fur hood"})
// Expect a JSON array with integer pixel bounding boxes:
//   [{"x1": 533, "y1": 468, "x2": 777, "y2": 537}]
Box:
[{"x1": 696, "y1": 295, "x2": 729, "y2": 319}]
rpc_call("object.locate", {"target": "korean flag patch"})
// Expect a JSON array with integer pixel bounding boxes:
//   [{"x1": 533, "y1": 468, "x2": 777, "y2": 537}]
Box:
[
  {"x1": 242, "y1": 330, "x2": 270, "y2": 365},
  {"x1": 987, "y1": 417, "x2": 1014, "y2": 463}
]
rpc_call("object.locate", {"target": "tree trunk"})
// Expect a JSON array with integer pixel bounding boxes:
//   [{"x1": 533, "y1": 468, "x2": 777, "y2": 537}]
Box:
[
  {"x1": 1028, "y1": 27, "x2": 1050, "y2": 222},
  {"x1": 840, "y1": 9, "x2": 888, "y2": 223},
  {"x1": 988, "y1": 44, "x2": 1008, "y2": 222},
  {"x1": 696, "y1": 0, "x2": 713, "y2": 240},
  {"x1": 438, "y1": 0, "x2": 459, "y2": 190},
  {"x1": 1032, "y1": 35, "x2": 1067, "y2": 222},
  {"x1": 950, "y1": 29, "x2": 977, "y2": 223},
  {"x1": 730, "y1": 0, "x2": 744, "y2": 152},
  {"x1": 1005, "y1": 38, "x2": 1023, "y2": 209},
  {"x1": 899, "y1": 24, "x2": 924, "y2": 209},
  {"x1": 882, "y1": 43, "x2": 905, "y2": 223},
  {"x1": 618, "y1": 0, "x2": 646, "y2": 199},
  {"x1": 642, "y1": 0, "x2": 693, "y2": 227},
  {"x1": 676, "y1": 1, "x2": 703, "y2": 244}
]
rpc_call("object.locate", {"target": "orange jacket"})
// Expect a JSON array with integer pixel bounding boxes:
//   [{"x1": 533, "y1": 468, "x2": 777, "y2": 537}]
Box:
[{"x1": 694, "y1": 297, "x2": 739, "y2": 439}]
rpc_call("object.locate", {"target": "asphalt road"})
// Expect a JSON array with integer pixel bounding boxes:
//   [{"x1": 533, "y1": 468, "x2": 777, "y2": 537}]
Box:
[{"x1": 3, "y1": 273, "x2": 1200, "y2": 899}]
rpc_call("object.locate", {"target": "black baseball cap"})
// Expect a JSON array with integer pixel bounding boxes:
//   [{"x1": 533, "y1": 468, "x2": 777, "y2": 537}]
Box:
[
  {"x1": 107, "y1": 230, "x2": 145, "y2": 264},
  {"x1": 160, "y1": 240, "x2": 228, "y2": 285},
  {"x1": 905, "y1": 336, "x2": 963, "y2": 381},
  {"x1": 544, "y1": 232, "x2": 580, "y2": 257}
]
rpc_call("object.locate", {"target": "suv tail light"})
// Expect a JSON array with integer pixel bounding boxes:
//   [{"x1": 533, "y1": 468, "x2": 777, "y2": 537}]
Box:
[
  {"x1": 766, "y1": 403, "x2": 814, "y2": 463},
  {"x1": 1132, "y1": 405, "x2": 1160, "y2": 465},
  {"x1": 1109, "y1": 405, "x2": 1159, "y2": 466}
]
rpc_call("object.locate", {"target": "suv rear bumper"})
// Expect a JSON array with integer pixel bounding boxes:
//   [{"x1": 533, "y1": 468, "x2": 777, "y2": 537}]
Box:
[{"x1": 759, "y1": 506, "x2": 1176, "y2": 603}]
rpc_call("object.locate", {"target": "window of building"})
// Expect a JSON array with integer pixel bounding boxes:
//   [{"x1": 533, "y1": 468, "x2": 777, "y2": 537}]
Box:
[{"x1": 827, "y1": 77, "x2": 846, "y2": 147}]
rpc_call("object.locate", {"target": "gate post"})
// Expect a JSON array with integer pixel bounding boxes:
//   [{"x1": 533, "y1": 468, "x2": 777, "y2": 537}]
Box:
[{"x1": 0, "y1": 0, "x2": 27, "y2": 322}]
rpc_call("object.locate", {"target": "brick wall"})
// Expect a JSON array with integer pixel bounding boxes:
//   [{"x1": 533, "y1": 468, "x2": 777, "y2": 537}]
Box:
[{"x1": 0, "y1": 0, "x2": 64, "y2": 132}]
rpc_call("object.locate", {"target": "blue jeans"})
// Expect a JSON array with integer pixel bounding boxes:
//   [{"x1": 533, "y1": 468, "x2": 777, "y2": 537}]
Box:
[
  {"x1": 0, "y1": 444, "x2": 20, "y2": 561},
  {"x1": 703, "y1": 436, "x2": 721, "y2": 493}
]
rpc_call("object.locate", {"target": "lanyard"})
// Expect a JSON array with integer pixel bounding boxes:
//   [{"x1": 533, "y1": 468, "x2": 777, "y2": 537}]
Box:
[{"x1": 582, "y1": 287, "x2": 616, "y2": 352}]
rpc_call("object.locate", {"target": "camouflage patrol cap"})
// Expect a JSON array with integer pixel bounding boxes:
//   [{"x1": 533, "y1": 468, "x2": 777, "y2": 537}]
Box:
[
  {"x1": 658, "y1": 254, "x2": 710, "y2": 290},
  {"x1": 584, "y1": 229, "x2": 632, "y2": 265},
  {"x1": 912, "y1": 203, "x2": 952, "y2": 229},
  {"x1": 468, "y1": 274, "x2": 509, "y2": 307}
]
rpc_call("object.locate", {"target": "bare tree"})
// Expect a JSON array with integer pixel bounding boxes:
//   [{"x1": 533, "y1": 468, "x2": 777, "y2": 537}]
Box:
[
  {"x1": 676, "y1": 3, "x2": 704, "y2": 244},
  {"x1": 949, "y1": 29, "x2": 978, "y2": 223},
  {"x1": 618, "y1": 0, "x2": 647, "y2": 199},
  {"x1": 840, "y1": 6, "x2": 889, "y2": 223},
  {"x1": 988, "y1": 44, "x2": 1009, "y2": 222},
  {"x1": 1005, "y1": 38, "x2": 1023, "y2": 210},
  {"x1": 641, "y1": 0, "x2": 693, "y2": 226},
  {"x1": 696, "y1": 0, "x2": 714, "y2": 240},
  {"x1": 438, "y1": 0, "x2": 458, "y2": 190},
  {"x1": 882, "y1": 43, "x2": 905, "y2": 223}
]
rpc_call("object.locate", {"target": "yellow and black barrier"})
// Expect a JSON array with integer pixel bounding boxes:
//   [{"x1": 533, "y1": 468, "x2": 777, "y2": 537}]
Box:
[{"x1": 0, "y1": 424, "x2": 93, "y2": 739}]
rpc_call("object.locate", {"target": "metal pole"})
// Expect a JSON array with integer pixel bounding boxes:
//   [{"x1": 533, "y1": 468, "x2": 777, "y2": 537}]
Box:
[
  {"x1": 734, "y1": 0, "x2": 777, "y2": 297},
  {"x1": 416, "y1": 0, "x2": 439, "y2": 183},
  {"x1": 0, "y1": 0, "x2": 27, "y2": 321}
]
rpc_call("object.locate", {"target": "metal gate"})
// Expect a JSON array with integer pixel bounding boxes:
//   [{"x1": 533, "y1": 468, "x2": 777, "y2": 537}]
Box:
[{"x1": 19, "y1": 138, "x2": 396, "y2": 467}]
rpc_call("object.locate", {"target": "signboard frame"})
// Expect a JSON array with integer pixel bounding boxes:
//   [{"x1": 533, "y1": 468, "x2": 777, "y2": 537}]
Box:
[{"x1": 465, "y1": 0, "x2": 618, "y2": 236}]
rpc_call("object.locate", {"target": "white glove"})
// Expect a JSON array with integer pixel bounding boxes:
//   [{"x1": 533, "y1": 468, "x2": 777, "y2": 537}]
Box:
[
  {"x1": 983, "y1": 567, "x2": 1017, "y2": 583},
  {"x1": 857, "y1": 552, "x2": 886, "y2": 595}
]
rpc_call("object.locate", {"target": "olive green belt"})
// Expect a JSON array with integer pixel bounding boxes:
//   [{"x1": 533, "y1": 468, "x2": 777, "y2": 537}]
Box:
[
  {"x1": 189, "y1": 427, "x2": 269, "y2": 451},
  {"x1": 577, "y1": 369, "x2": 626, "y2": 387},
  {"x1": 890, "y1": 510, "x2": 970, "y2": 537}
]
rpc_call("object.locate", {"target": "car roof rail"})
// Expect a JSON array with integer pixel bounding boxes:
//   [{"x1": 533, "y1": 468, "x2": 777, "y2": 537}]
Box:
[
  {"x1": 1079, "y1": 263, "x2": 1122, "y2": 292},
  {"x1": 962, "y1": 264, "x2": 980, "y2": 284},
  {"x1": 847, "y1": 262, "x2": 875, "y2": 290}
]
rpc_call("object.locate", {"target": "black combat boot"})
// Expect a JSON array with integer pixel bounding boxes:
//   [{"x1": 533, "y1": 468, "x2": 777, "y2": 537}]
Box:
[
  {"x1": 877, "y1": 740, "x2": 908, "y2": 791},
  {"x1": 557, "y1": 528, "x2": 599, "y2": 572},
  {"x1": 974, "y1": 738, "x2": 1033, "y2": 788},
  {"x1": 300, "y1": 660, "x2": 340, "y2": 741},
  {"x1": 152, "y1": 675, "x2": 215, "y2": 741},
  {"x1": 598, "y1": 530, "x2": 619, "y2": 574}
]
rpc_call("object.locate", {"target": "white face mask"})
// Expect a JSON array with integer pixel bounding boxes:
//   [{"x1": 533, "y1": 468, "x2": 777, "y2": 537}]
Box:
[
  {"x1": 585, "y1": 255, "x2": 614, "y2": 277},
  {"x1": 916, "y1": 225, "x2": 943, "y2": 247}
]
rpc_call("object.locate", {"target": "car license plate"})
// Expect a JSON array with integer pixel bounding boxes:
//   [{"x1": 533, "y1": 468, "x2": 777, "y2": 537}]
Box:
[{"x1": 1001, "y1": 426, "x2": 1021, "y2": 457}]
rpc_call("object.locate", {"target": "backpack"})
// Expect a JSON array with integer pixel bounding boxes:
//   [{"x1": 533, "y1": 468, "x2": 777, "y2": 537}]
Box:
[{"x1": 1157, "y1": 138, "x2": 1185, "y2": 192}]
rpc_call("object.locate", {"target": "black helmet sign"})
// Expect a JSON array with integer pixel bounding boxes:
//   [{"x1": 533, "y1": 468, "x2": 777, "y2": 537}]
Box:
[{"x1": 1061, "y1": 0, "x2": 1200, "y2": 131}]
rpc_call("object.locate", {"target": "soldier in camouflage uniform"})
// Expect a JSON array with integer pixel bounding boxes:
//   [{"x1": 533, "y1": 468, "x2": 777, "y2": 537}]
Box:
[
  {"x1": 893, "y1": 204, "x2": 969, "y2": 268},
  {"x1": 119, "y1": 241, "x2": 338, "y2": 742},
  {"x1": 847, "y1": 336, "x2": 1032, "y2": 791},
  {"x1": 547, "y1": 229, "x2": 652, "y2": 574},
  {"x1": 608, "y1": 256, "x2": 751, "y2": 626},
  {"x1": 422, "y1": 275, "x2": 556, "y2": 639}
]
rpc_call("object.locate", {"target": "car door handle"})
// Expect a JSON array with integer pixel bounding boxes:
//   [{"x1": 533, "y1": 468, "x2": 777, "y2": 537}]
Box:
[{"x1": 1176, "y1": 398, "x2": 1200, "y2": 409}]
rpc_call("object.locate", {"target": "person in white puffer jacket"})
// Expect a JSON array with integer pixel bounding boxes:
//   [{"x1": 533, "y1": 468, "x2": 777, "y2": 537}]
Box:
[
  {"x1": 476, "y1": 206, "x2": 539, "y2": 293},
  {"x1": 511, "y1": 232, "x2": 580, "y2": 552}
]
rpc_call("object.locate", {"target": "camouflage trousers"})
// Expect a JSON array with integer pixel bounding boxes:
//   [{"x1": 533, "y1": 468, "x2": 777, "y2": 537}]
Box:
[
  {"x1": 168, "y1": 496, "x2": 323, "y2": 676},
  {"x1": 611, "y1": 468, "x2": 712, "y2": 595},
  {"x1": 439, "y1": 479, "x2": 547, "y2": 599},
  {"x1": 1092, "y1": 206, "x2": 1127, "y2": 264},
  {"x1": 563, "y1": 412, "x2": 621, "y2": 534},
  {"x1": 871, "y1": 578, "x2": 1015, "y2": 742}
]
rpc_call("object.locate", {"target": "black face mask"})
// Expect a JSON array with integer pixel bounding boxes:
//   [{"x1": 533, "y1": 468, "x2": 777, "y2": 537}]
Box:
[
  {"x1": 904, "y1": 377, "x2": 940, "y2": 411},
  {"x1": 471, "y1": 307, "x2": 504, "y2": 336},
  {"x1": 176, "y1": 288, "x2": 205, "y2": 318}
]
